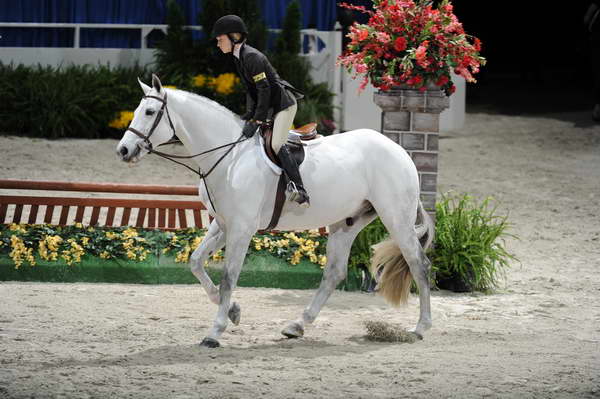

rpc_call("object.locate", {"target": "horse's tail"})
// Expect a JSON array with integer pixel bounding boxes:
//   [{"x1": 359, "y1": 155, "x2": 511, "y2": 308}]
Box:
[{"x1": 369, "y1": 199, "x2": 434, "y2": 307}]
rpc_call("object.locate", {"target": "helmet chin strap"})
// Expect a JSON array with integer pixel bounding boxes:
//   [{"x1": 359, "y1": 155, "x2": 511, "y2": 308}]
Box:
[{"x1": 227, "y1": 33, "x2": 245, "y2": 45}]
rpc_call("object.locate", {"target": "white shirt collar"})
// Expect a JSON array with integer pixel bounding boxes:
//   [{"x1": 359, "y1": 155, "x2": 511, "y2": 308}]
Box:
[{"x1": 233, "y1": 43, "x2": 243, "y2": 59}]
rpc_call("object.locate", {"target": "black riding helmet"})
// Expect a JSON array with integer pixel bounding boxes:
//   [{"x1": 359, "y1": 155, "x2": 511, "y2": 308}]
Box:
[{"x1": 212, "y1": 15, "x2": 248, "y2": 44}]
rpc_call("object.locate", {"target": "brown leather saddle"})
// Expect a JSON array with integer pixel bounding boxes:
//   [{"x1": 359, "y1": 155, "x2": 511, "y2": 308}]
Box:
[
  {"x1": 261, "y1": 122, "x2": 320, "y2": 167},
  {"x1": 261, "y1": 122, "x2": 321, "y2": 230}
]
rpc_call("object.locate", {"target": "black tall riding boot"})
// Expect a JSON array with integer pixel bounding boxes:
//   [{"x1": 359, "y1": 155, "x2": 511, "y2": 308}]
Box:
[{"x1": 277, "y1": 145, "x2": 310, "y2": 207}]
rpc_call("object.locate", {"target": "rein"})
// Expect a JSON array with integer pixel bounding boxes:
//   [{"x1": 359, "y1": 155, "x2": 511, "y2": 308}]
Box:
[{"x1": 126, "y1": 91, "x2": 251, "y2": 212}]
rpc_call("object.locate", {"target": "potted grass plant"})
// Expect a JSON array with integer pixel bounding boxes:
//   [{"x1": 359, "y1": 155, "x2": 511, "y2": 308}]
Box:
[{"x1": 431, "y1": 193, "x2": 518, "y2": 292}]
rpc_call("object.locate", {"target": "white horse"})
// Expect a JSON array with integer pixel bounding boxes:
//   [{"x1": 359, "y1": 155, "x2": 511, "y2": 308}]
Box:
[{"x1": 116, "y1": 75, "x2": 434, "y2": 348}]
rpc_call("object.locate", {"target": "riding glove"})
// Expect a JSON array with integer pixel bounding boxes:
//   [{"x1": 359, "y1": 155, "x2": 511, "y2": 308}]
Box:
[{"x1": 242, "y1": 120, "x2": 259, "y2": 138}]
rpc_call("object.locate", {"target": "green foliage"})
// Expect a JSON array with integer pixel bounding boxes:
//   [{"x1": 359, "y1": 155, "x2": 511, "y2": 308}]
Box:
[
  {"x1": 0, "y1": 62, "x2": 150, "y2": 138},
  {"x1": 275, "y1": 0, "x2": 302, "y2": 55},
  {"x1": 269, "y1": 0, "x2": 335, "y2": 134},
  {"x1": 153, "y1": 0, "x2": 202, "y2": 87},
  {"x1": 348, "y1": 218, "x2": 388, "y2": 271},
  {"x1": 431, "y1": 193, "x2": 518, "y2": 292}
]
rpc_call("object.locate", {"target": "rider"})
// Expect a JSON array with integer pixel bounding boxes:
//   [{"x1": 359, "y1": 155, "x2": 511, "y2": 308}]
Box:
[{"x1": 212, "y1": 15, "x2": 309, "y2": 207}]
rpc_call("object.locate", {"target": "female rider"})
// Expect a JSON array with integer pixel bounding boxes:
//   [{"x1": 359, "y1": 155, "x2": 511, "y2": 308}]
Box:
[{"x1": 212, "y1": 15, "x2": 309, "y2": 206}]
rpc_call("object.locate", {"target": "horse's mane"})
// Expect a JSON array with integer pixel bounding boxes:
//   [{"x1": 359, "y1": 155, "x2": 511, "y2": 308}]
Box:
[{"x1": 166, "y1": 88, "x2": 240, "y2": 123}]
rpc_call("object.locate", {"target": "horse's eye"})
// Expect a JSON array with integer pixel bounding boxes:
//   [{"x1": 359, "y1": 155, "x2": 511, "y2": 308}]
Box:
[{"x1": 146, "y1": 109, "x2": 155, "y2": 116}]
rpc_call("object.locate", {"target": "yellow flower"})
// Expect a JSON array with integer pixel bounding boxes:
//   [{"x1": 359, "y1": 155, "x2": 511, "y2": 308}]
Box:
[
  {"x1": 105, "y1": 231, "x2": 119, "y2": 240},
  {"x1": 81, "y1": 237, "x2": 90, "y2": 246},
  {"x1": 213, "y1": 73, "x2": 239, "y2": 95},
  {"x1": 9, "y1": 224, "x2": 27, "y2": 233},
  {"x1": 122, "y1": 228, "x2": 138, "y2": 239},
  {"x1": 99, "y1": 251, "x2": 111, "y2": 259},
  {"x1": 108, "y1": 111, "x2": 134, "y2": 130},
  {"x1": 126, "y1": 249, "x2": 137, "y2": 260},
  {"x1": 10, "y1": 235, "x2": 35, "y2": 268},
  {"x1": 191, "y1": 236, "x2": 203, "y2": 250},
  {"x1": 318, "y1": 255, "x2": 327, "y2": 267},
  {"x1": 192, "y1": 74, "x2": 207, "y2": 87},
  {"x1": 75, "y1": 223, "x2": 84, "y2": 228},
  {"x1": 175, "y1": 245, "x2": 191, "y2": 263},
  {"x1": 211, "y1": 249, "x2": 224, "y2": 262}
]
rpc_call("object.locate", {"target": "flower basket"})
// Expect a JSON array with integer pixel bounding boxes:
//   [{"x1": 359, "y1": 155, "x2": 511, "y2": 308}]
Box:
[{"x1": 337, "y1": 0, "x2": 485, "y2": 95}]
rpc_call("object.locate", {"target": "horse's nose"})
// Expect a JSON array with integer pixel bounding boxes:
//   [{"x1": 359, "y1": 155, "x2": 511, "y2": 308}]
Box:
[{"x1": 119, "y1": 145, "x2": 128, "y2": 157}]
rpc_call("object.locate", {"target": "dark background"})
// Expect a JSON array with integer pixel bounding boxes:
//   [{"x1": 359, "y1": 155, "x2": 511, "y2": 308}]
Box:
[{"x1": 339, "y1": 1, "x2": 598, "y2": 120}]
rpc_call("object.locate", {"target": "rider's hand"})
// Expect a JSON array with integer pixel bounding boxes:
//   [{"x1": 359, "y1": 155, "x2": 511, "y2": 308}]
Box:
[{"x1": 242, "y1": 120, "x2": 259, "y2": 138}]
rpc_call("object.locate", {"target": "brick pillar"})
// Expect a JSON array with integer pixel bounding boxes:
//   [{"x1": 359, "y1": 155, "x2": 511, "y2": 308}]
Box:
[{"x1": 373, "y1": 88, "x2": 449, "y2": 215}]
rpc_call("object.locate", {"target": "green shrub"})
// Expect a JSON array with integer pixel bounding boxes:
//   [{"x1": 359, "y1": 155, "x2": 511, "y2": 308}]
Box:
[
  {"x1": 0, "y1": 63, "x2": 149, "y2": 138},
  {"x1": 431, "y1": 193, "x2": 518, "y2": 292},
  {"x1": 348, "y1": 217, "x2": 388, "y2": 271},
  {"x1": 346, "y1": 193, "x2": 517, "y2": 293}
]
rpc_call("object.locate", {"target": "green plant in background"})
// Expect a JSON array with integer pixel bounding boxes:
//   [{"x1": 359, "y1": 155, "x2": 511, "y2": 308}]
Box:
[
  {"x1": 0, "y1": 62, "x2": 150, "y2": 138},
  {"x1": 348, "y1": 218, "x2": 388, "y2": 271},
  {"x1": 270, "y1": 0, "x2": 335, "y2": 134},
  {"x1": 152, "y1": 0, "x2": 201, "y2": 87},
  {"x1": 431, "y1": 193, "x2": 518, "y2": 292}
]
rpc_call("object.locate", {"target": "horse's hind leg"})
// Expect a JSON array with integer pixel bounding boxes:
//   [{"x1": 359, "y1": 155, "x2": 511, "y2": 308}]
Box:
[
  {"x1": 282, "y1": 210, "x2": 377, "y2": 338},
  {"x1": 386, "y1": 222, "x2": 432, "y2": 338}
]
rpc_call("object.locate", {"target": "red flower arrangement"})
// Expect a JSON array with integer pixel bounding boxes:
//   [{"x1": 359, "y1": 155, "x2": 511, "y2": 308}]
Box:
[{"x1": 337, "y1": 0, "x2": 485, "y2": 95}]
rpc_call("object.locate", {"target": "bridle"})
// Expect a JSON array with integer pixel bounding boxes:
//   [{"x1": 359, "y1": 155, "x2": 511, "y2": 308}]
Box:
[
  {"x1": 126, "y1": 93, "x2": 177, "y2": 152},
  {"x1": 126, "y1": 91, "x2": 251, "y2": 212}
]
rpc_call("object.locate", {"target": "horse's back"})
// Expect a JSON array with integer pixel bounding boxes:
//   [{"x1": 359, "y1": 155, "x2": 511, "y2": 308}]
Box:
[{"x1": 271, "y1": 128, "x2": 420, "y2": 230}]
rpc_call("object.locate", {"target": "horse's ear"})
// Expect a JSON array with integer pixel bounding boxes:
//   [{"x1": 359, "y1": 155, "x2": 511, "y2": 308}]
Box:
[
  {"x1": 152, "y1": 74, "x2": 163, "y2": 93},
  {"x1": 138, "y1": 77, "x2": 151, "y2": 95}
]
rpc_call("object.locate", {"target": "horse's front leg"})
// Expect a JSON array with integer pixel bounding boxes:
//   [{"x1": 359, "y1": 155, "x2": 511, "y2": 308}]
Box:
[
  {"x1": 190, "y1": 220, "x2": 225, "y2": 305},
  {"x1": 200, "y1": 227, "x2": 254, "y2": 348}
]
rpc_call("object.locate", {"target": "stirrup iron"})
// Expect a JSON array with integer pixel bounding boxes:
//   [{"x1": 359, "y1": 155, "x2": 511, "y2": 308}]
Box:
[{"x1": 286, "y1": 180, "x2": 300, "y2": 202}]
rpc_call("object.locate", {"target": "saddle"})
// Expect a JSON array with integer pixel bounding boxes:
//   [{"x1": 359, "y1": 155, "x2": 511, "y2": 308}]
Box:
[
  {"x1": 261, "y1": 122, "x2": 321, "y2": 230},
  {"x1": 261, "y1": 122, "x2": 320, "y2": 167}
]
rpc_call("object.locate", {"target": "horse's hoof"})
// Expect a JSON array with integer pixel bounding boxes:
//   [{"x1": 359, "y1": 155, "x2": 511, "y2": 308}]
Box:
[
  {"x1": 199, "y1": 337, "x2": 220, "y2": 348},
  {"x1": 228, "y1": 302, "x2": 241, "y2": 326},
  {"x1": 409, "y1": 331, "x2": 424, "y2": 341},
  {"x1": 281, "y1": 322, "x2": 304, "y2": 339}
]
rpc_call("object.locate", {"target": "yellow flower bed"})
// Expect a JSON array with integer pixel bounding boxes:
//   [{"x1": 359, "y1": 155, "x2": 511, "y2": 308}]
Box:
[{"x1": 0, "y1": 224, "x2": 327, "y2": 269}]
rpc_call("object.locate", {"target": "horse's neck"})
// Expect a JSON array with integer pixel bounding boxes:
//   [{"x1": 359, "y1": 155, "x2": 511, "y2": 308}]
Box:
[{"x1": 167, "y1": 90, "x2": 242, "y2": 170}]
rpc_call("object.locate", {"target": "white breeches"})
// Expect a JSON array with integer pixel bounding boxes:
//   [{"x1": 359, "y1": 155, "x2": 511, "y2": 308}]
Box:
[{"x1": 271, "y1": 98, "x2": 297, "y2": 154}]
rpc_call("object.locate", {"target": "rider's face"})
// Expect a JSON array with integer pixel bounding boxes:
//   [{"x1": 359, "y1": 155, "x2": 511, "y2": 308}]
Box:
[{"x1": 216, "y1": 35, "x2": 232, "y2": 54}]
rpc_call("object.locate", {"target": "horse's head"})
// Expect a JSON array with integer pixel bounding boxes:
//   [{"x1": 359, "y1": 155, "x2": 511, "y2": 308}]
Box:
[{"x1": 116, "y1": 74, "x2": 175, "y2": 163}]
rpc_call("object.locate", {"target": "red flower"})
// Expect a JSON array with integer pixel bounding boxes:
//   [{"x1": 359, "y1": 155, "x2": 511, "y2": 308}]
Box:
[
  {"x1": 357, "y1": 29, "x2": 369, "y2": 41},
  {"x1": 435, "y1": 74, "x2": 449, "y2": 86},
  {"x1": 415, "y1": 41, "x2": 429, "y2": 68},
  {"x1": 337, "y1": 0, "x2": 485, "y2": 94},
  {"x1": 394, "y1": 37, "x2": 407, "y2": 52}
]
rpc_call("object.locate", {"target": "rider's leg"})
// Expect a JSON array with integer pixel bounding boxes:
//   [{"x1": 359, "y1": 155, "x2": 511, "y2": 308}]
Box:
[{"x1": 272, "y1": 100, "x2": 310, "y2": 206}]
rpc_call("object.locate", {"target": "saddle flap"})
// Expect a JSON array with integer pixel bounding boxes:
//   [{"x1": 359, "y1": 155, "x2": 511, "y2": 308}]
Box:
[{"x1": 262, "y1": 127, "x2": 305, "y2": 168}]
